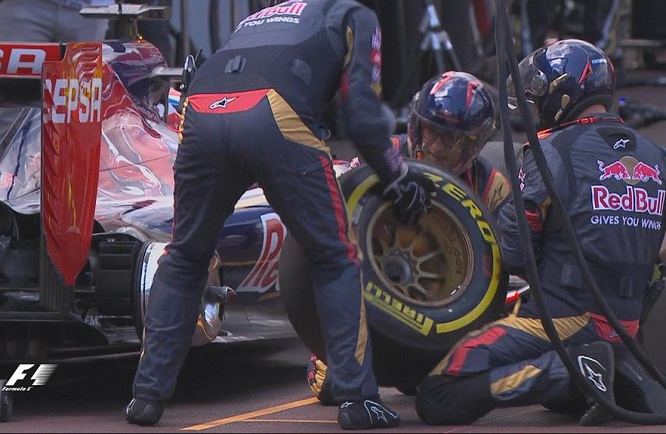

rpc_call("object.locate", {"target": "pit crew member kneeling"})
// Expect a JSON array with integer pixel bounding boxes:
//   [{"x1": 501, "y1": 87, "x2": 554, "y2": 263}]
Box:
[
  {"x1": 416, "y1": 39, "x2": 666, "y2": 426},
  {"x1": 307, "y1": 70, "x2": 512, "y2": 402}
]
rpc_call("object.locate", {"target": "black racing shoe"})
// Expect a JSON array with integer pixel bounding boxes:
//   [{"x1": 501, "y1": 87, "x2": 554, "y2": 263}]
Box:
[
  {"x1": 125, "y1": 398, "x2": 163, "y2": 426},
  {"x1": 580, "y1": 402, "x2": 614, "y2": 426},
  {"x1": 338, "y1": 398, "x2": 400, "y2": 430},
  {"x1": 567, "y1": 341, "x2": 615, "y2": 427}
]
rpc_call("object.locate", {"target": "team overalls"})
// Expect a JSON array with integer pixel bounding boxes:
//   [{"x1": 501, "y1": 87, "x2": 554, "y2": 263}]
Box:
[
  {"x1": 132, "y1": 0, "x2": 404, "y2": 404},
  {"x1": 416, "y1": 114, "x2": 666, "y2": 424}
]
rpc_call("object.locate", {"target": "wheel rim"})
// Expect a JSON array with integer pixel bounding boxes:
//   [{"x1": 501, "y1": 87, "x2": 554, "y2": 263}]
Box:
[{"x1": 365, "y1": 202, "x2": 474, "y2": 308}]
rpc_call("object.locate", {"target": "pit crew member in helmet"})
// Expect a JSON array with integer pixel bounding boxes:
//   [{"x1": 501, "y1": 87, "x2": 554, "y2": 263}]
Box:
[
  {"x1": 404, "y1": 70, "x2": 510, "y2": 216},
  {"x1": 307, "y1": 71, "x2": 512, "y2": 404},
  {"x1": 125, "y1": 0, "x2": 438, "y2": 429},
  {"x1": 415, "y1": 39, "x2": 666, "y2": 426}
]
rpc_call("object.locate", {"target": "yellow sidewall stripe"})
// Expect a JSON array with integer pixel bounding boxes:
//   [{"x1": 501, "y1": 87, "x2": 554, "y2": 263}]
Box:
[{"x1": 346, "y1": 173, "x2": 502, "y2": 334}]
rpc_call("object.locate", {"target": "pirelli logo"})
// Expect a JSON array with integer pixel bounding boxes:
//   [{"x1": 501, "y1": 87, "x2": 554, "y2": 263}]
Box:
[{"x1": 364, "y1": 281, "x2": 434, "y2": 336}]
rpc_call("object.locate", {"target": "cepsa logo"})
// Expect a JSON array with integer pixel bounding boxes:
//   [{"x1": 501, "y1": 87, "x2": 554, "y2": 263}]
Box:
[
  {"x1": 43, "y1": 77, "x2": 103, "y2": 124},
  {"x1": 0, "y1": 44, "x2": 61, "y2": 77}
]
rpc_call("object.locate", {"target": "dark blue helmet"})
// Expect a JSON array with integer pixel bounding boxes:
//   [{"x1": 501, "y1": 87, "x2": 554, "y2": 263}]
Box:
[
  {"x1": 408, "y1": 71, "x2": 495, "y2": 175},
  {"x1": 508, "y1": 39, "x2": 615, "y2": 129}
]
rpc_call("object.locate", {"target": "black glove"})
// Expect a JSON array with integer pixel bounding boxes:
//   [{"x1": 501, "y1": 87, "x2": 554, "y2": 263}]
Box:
[{"x1": 382, "y1": 164, "x2": 436, "y2": 225}]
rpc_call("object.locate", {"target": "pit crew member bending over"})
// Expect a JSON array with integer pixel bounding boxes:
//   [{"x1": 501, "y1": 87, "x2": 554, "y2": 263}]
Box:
[
  {"x1": 416, "y1": 39, "x2": 666, "y2": 426},
  {"x1": 307, "y1": 70, "x2": 512, "y2": 402},
  {"x1": 125, "y1": 0, "x2": 436, "y2": 429}
]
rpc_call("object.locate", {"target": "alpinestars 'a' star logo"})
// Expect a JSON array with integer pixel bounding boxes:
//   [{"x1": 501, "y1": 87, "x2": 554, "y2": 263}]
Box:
[
  {"x1": 613, "y1": 138, "x2": 630, "y2": 149},
  {"x1": 369, "y1": 405, "x2": 387, "y2": 423},
  {"x1": 209, "y1": 96, "x2": 237, "y2": 109},
  {"x1": 585, "y1": 364, "x2": 606, "y2": 391},
  {"x1": 578, "y1": 356, "x2": 607, "y2": 392}
]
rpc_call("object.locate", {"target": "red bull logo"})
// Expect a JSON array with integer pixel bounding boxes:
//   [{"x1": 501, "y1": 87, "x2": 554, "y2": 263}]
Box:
[
  {"x1": 632, "y1": 162, "x2": 662, "y2": 185},
  {"x1": 591, "y1": 185, "x2": 665, "y2": 216},
  {"x1": 237, "y1": 1, "x2": 307, "y2": 28},
  {"x1": 598, "y1": 159, "x2": 630, "y2": 181},
  {"x1": 598, "y1": 157, "x2": 663, "y2": 185},
  {"x1": 239, "y1": 212, "x2": 286, "y2": 293}
]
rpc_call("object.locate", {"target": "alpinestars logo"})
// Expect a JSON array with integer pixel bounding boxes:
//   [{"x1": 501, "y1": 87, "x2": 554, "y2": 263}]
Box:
[
  {"x1": 367, "y1": 403, "x2": 388, "y2": 423},
  {"x1": 2, "y1": 364, "x2": 57, "y2": 392},
  {"x1": 613, "y1": 138, "x2": 630, "y2": 149},
  {"x1": 209, "y1": 96, "x2": 237, "y2": 109},
  {"x1": 577, "y1": 356, "x2": 607, "y2": 392}
]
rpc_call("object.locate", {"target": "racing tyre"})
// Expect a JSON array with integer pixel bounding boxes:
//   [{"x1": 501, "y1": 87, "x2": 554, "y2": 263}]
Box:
[{"x1": 279, "y1": 160, "x2": 508, "y2": 387}]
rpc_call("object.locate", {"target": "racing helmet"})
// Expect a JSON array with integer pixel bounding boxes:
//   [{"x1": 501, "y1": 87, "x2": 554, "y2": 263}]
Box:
[
  {"x1": 507, "y1": 38, "x2": 615, "y2": 129},
  {"x1": 408, "y1": 71, "x2": 495, "y2": 175}
]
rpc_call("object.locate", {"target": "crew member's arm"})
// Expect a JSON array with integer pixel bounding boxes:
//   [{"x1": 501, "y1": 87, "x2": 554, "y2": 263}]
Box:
[
  {"x1": 473, "y1": 157, "x2": 512, "y2": 217},
  {"x1": 497, "y1": 148, "x2": 550, "y2": 275},
  {"x1": 485, "y1": 170, "x2": 512, "y2": 219},
  {"x1": 336, "y1": 5, "x2": 404, "y2": 185}
]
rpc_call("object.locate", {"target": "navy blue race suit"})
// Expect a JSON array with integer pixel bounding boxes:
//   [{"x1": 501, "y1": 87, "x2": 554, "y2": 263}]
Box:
[
  {"x1": 416, "y1": 114, "x2": 666, "y2": 425},
  {"x1": 132, "y1": 0, "x2": 405, "y2": 404}
]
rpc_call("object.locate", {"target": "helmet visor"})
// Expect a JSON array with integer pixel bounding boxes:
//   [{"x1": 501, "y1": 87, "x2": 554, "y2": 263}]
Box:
[
  {"x1": 420, "y1": 121, "x2": 480, "y2": 175},
  {"x1": 507, "y1": 56, "x2": 547, "y2": 124}
]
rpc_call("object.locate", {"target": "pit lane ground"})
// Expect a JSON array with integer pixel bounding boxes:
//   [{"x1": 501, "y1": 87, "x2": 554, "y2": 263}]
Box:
[
  {"x1": 5, "y1": 51, "x2": 666, "y2": 433},
  {"x1": 6, "y1": 337, "x2": 666, "y2": 433}
]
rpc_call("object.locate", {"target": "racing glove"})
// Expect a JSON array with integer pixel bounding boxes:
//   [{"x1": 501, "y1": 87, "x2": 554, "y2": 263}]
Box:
[
  {"x1": 306, "y1": 354, "x2": 334, "y2": 406},
  {"x1": 382, "y1": 163, "x2": 437, "y2": 225}
]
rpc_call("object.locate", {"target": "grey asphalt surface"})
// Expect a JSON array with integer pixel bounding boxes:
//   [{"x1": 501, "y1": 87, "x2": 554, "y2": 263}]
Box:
[
  {"x1": 5, "y1": 49, "x2": 666, "y2": 433},
  {"x1": 5, "y1": 337, "x2": 666, "y2": 433}
]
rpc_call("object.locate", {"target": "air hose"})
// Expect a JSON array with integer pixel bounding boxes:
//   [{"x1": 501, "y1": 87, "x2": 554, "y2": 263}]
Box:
[{"x1": 495, "y1": 0, "x2": 666, "y2": 424}]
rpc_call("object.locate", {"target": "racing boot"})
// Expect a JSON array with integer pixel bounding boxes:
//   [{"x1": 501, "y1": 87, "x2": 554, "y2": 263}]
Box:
[
  {"x1": 566, "y1": 341, "x2": 615, "y2": 426},
  {"x1": 125, "y1": 398, "x2": 163, "y2": 425},
  {"x1": 338, "y1": 397, "x2": 400, "y2": 430},
  {"x1": 580, "y1": 402, "x2": 613, "y2": 427}
]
